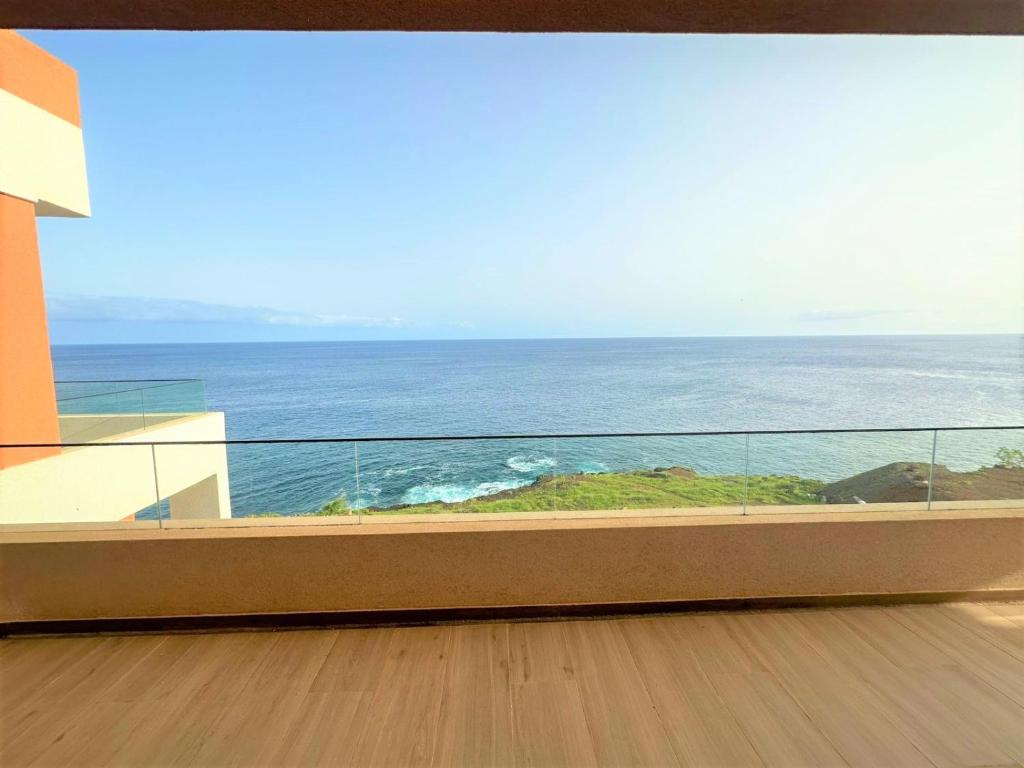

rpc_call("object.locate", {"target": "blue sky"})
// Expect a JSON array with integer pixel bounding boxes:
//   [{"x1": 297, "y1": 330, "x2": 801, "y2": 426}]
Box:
[{"x1": 24, "y1": 32, "x2": 1024, "y2": 343}]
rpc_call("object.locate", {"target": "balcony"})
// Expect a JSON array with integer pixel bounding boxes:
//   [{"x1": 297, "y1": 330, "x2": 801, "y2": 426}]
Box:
[
  {"x1": 2, "y1": 417, "x2": 1022, "y2": 766},
  {"x1": 0, "y1": 380, "x2": 230, "y2": 526}
]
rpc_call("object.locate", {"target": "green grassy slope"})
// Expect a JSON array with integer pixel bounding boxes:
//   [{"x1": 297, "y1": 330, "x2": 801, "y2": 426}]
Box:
[{"x1": 358, "y1": 467, "x2": 824, "y2": 515}]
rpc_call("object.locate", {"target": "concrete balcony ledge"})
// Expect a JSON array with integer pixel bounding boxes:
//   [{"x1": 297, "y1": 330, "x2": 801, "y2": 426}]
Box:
[
  {"x1": 4, "y1": 498, "x2": 1021, "y2": 536},
  {"x1": 2, "y1": 506, "x2": 1021, "y2": 631},
  {"x1": 1, "y1": 502, "x2": 1022, "y2": 539},
  {"x1": 58, "y1": 412, "x2": 198, "y2": 444}
]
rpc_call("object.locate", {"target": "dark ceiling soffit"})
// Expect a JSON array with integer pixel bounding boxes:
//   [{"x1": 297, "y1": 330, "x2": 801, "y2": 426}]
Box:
[{"x1": 4, "y1": 0, "x2": 1023, "y2": 34}]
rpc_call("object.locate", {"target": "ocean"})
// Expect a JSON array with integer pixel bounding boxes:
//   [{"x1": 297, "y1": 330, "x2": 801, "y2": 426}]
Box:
[{"x1": 52, "y1": 336, "x2": 1024, "y2": 515}]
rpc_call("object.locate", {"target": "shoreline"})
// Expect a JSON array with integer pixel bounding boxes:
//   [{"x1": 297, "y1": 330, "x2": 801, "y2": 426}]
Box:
[{"x1": 248, "y1": 459, "x2": 1024, "y2": 518}]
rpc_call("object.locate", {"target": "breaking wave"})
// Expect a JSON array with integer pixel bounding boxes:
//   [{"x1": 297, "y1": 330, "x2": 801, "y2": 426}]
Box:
[
  {"x1": 400, "y1": 478, "x2": 530, "y2": 505},
  {"x1": 506, "y1": 455, "x2": 558, "y2": 473}
]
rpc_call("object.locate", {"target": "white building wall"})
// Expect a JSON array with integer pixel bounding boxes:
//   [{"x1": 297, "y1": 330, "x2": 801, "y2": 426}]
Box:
[{"x1": 0, "y1": 412, "x2": 231, "y2": 525}]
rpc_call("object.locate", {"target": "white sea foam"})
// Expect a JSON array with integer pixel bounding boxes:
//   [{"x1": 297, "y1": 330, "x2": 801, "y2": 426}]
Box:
[
  {"x1": 381, "y1": 465, "x2": 432, "y2": 478},
  {"x1": 349, "y1": 486, "x2": 382, "y2": 510},
  {"x1": 506, "y1": 455, "x2": 557, "y2": 473},
  {"x1": 576, "y1": 461, "x2": 608, "y2": 474},
  {"x1": 904, "y1": 371, "x2": 970, "y2": 380},
  {"x1": 401, "y1": 478, "x2": 530, "y2": 505}
]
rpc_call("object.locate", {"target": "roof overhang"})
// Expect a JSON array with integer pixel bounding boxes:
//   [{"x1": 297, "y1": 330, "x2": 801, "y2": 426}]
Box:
[
  {"x1": 3, "y1": 0, "x2": 1022, "y2": 35},
  {"x1": 0, "y1": 31, "x2": 89, "y2": 218}
]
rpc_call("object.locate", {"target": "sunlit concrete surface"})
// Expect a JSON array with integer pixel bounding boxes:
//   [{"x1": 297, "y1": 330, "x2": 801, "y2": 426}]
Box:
[{"x1": 2, "y1": 509, "x2": 1020, "y2": 624}]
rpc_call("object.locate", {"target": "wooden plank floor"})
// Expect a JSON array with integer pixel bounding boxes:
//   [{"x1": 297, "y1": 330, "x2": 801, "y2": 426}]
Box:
[{"x1": 2, "y1": 603, "x2": 1022, "y2": 767}]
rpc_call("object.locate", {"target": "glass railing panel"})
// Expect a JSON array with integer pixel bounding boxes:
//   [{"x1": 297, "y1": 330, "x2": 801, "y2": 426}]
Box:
[
  {"x1": 929, "y1": 427, "x2": 1024, "y2": 509},
  {"x1": 352, "y1": 438, "x2": 562, "y2": 520},
  {"x1": 55, "y1": 380, "x2": 207, "y2": 441},
  {"x1": 54, "y1": 380, "x2": 133, "y2": 402},
  {"x1": 57, "y1": 388, "x2": 147, "y2": 443},
  {"x1": 746, "y1": 429, "x2": 936, "y2": 512},
  {"x1": 5, "y1": 427, "x2": 1019, "y2": 531},
  {"x1": 347, "y1": 434, "x2": 749, "y2": 519},
  {"x1": 219, "y1": 441, "x2": 360, "y2": 524},
  {"x1": 0, "y1": 443, "x2": 160, "y2": 529},
  {"x1": 542, "y1": 434, "x2": 747, "y2": 516},
  {"x1": 152, "y1": 441, "x2": 229, "y2": 526},
  {"x1": 138, "y1": 380, "x2": 207, "y2": 417},
  {"x1": 56, "y1": 379, "x2": 204, "y2": 409}
]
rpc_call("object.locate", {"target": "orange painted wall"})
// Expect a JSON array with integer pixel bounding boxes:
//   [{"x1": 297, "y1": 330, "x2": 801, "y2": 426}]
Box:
[
  {"x1": 0, "y1": 193, "x2": 60, "y2": 468},
  {"x1": 0, "y1": 30, "x2": 81, "y2": 126}
]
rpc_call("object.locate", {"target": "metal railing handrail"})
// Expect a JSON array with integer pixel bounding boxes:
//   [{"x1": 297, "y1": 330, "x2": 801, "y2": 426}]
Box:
[
  {"x1": 55, "y1": 379, "x2": 202, "y2": 403},
  {"x1": 2, "y1": 424, "x2": 1021, "y2": 449}
]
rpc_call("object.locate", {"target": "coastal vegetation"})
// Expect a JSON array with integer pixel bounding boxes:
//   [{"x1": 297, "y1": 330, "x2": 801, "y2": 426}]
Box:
[
  {"x1": 357, "y1": 467, "x2": 822, "y2": 515},
  {"x1": 995, "y1": 447, "x2": 1024, "y2": 470},
  {"x1": 271, "y1": 448, "x2": 1022, "y2": 518},
  {"x1": 315, "y1": 496, "x2": 353, "y2": 515}
]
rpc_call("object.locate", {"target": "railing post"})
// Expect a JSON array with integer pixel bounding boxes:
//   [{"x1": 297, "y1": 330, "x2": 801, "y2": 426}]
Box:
[
  {"x1": 927, "y1": 429, "x2": 937, "y2": 510},
  {"x1": 553, "y1": 437, "x2": 560, "y2": 510},
  {"x1": 354, "y1": 442, "x2": 361, "y2": 510},
  {"x1": 742, "y1": 433, "x2": 750, "y2": 515},
  {"x1": 150, "y1": 443, "x2": 163, "y2": 524}
]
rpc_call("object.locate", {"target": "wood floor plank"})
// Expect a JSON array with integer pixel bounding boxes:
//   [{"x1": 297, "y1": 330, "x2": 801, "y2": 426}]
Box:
[
  {"x1": 0, "y1": 637, "x2": 49, "y2": 671},
  {"x1": 41, "y1": 632, "x2": 255, "y2": 768},
  {"x1": 512, "y1": 681, "x2": 598, "y2": 768},
  {"x1": 562, "y1": 619, "x2": 680, "y2": 767},
  {"x1": 309, "y1": 626, "x2": 395, "y2": 693},
  {"x1": 914, "y1": 663, "x2": 1024, "y2": 764},
  {"x1": 102, "y1": 632, "x2": 280, "y2": 767},
  {"x1": 508, "y1": 622, "x2": 595, "y2": 767},
  {"x1": 879, "y1": 663, "x2": 1024, "y2": 765},
  {"x1": 19, "y1": 636, "x2": 162, "y2": 710},
  {"x1": 2, "y1": 604, "x2": 1022, "y2": 768},
  {"x1": 430, "y1": 623, "x2": 513, "y2": 768},
  {"x1": 271, "y1": 690, "x2": 373, "y2": 767},
  {"x1": 669, "y1": 613, "x2": 763, "y2": 676},
  {"x1": 347, "y1": 625, "x2": 452, "y2": 767},
  {"x1": 274, "y1": 626, "x2": 399, "y2": 766},
  {"x1": 619, "y1": 617, "x2": 764, "y2": 767},
  {"x1": 102, "y1": 634, "x2": 201, "y2": 704},
  {"x1": 936, "y1": 603, "x2": 1024, "y2": 661},
  {"x1": 885, "y1": 605, "x2": 1024, "y2": 707},
  {"x1": 0, "y1": 637, "x2": 167, "y2": 767},
  {"x1": 979, "y1": 601, "x2": 1024, "y2": 629},
  {"x1": 508, "y1": 620, "x2": 576, "y2": 684},
  {"x1": 13, "y1": 701, "x2": 143, "y2": 768},
  {"x1": 185, "y1": 629, "x2": 340, "y2": 767},
  {"x1": 722, "y1": 611, "x2": 932, "y2": 767},
  {"x1": 1, "y1": 638, "x2": 109, "y2": 745},
  {"x1": 792, "y1": 608, "x2": 1021, "y2": 767},
  {"x1": 4, "y1": 634, "x2": 265, "y2": 768},
  {"x1": 1, "y1": 637, "x2": 143, "y2": 742},
  {"x1": 833, "y1": 606, "x2": 956, "y2": 669},
  {"x1": 0, "y1": 636, "x2": 107, "y2": 706},
  {"x1": 705, "y1": 669, "x2": 847, "y2": 767}
]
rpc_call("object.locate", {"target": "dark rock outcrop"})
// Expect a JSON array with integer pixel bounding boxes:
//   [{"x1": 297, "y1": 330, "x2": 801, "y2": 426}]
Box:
[{"x1": 821, "y1": 462, "x2": 1024, "y2": 504}]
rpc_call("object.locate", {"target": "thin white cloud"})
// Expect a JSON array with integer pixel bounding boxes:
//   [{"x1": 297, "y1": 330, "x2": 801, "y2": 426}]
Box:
[
  {"x1": 47, "y1": 294, "x2": 404, "y2": 329},
  {"x1": 796, "y1": 309, "x2": 911, "y2": 323}
]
